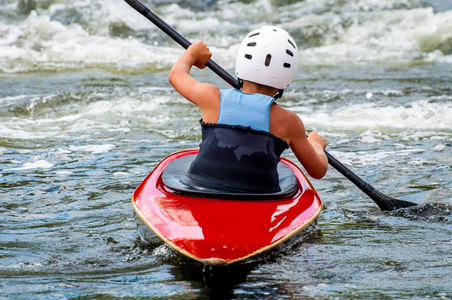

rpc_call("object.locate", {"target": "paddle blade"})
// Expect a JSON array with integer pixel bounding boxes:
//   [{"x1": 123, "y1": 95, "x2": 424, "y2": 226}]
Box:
[{"x1": 369, "y1": 188, "x2": 418, "y2": 211}]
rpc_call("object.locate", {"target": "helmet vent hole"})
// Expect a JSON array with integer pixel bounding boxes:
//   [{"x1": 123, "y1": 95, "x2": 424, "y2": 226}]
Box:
[
  {"x1": 265, "y1": 54, "x2": 272, "y2": 66},
  {"x1": 245, "y1": 54, "x2": 253, "y2": 60},
  {"x1": 249, "y1": 32, "x2": 260, "y2": 38},
  {"x1": 283, "y1": 63, "x2": 291, "y2": 68},
  {"x1": 286, "y1": 49, "x2": 294, "y2": 57},
  {"x1": 288, "y1": 39, "x2": 296, "y2": 49},
  {"x1": 247, "y1": 42, "x2": 257, "y2": 47}
]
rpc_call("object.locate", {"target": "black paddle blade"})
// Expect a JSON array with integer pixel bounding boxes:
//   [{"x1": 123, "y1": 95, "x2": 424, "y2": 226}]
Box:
[{"x1": 367, "y1": 187, "x2": 418, "y2": 211}]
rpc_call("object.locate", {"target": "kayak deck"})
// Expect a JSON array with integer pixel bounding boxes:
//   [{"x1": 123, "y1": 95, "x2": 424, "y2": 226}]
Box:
[{"x1": 132, "y1": 149, "x2": 322, "y2": 265}]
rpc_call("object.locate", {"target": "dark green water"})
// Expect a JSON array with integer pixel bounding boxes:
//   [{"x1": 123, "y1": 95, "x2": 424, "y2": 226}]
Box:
[{"x1": 1, "y1": 0, "x2": 451, "y2": 298}]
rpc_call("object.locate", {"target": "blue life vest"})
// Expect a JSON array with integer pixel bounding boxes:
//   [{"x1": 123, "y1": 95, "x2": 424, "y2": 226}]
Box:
[
  {"x1": 186, "y1": 89, "x2": 289, "y2": 193},
  {"x1": 218, "y1": 89, "x2": 274, "y2": 132}
]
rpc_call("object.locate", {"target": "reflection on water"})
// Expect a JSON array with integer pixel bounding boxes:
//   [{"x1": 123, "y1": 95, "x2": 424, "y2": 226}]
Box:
[
  {"x1": 172, "y1": 263, "x2": 259, "y2": 299},
  {"x1": 135, "y1": 222, "x2": 322, "y2": 299}
]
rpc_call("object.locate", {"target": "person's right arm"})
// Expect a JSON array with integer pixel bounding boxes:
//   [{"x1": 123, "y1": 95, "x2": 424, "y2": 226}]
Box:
[{"x1": 168, "y1": 41, "x2": 219, "y2": 114}]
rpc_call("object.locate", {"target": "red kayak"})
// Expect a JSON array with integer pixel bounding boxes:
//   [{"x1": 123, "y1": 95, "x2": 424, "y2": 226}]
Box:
[{"x1": 132, "y1": 149, "x2": 322, "y2": 265}]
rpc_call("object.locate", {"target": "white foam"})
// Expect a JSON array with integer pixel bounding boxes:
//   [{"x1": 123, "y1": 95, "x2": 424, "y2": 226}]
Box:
[
  {"x1": 1, "y1": 0, "x2": 450, "y2": 72},
  {"x1": 303, "y1": 100, "x2": 452, "y2": 130},
  {"x1": 113, "y1": 172, "x2": 129, "y2": 177},
  {"x1": 56, "y1": 170, "x2": 72, "y2": 176},
  {"x1": 13, "y1": 160, "x2": 54, "y2": 171},
  {"x1": 328, "y1": 150, "x2": 392, "y2": 167},
  {"x1": 0, "y1": 123, "x2": 50, "y2": 140},
  {"x1": 433, "y1": 144, "x2": 446, "y2": 152},
  {"x1": 0, "y1": 90, "x2": 171, "y2": 139},
  {"x1": 0, "y1": 10, "x2": 180, "y2": 73},
  {"x1": 288, "y1": 7, "x2": 452, "y2": 66},
  {"x1": 83, "y1": 97, "x2": 162, "y2": 116},
  {"x1": 0, "y1": 94, "x2": 37, "y2": 103},
  {"x1": 69, "y1": 144, "x2": 115, "y2": 154}
]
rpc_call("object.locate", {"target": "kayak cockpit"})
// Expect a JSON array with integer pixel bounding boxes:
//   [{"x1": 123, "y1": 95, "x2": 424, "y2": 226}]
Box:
[{"x1": 162, "y1": 154, "x2": 299, "y2": 200}]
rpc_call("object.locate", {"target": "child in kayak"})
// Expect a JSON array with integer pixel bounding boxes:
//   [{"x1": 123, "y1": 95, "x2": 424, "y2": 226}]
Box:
[{"x1": 169, "y1": 26, "x2": 327, "y2": 193}]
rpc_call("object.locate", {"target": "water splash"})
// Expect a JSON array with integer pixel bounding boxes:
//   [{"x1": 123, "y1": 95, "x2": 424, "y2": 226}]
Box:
[
  {"x1": 389, "y1": 202, "x2": 452, "y2": 223},
  {"x1": 1, "y1": 0, "x2": 452, "y2": 73}
]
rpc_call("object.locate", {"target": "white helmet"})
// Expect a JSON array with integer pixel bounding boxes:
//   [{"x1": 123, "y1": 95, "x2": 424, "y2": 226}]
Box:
[{"x1": 235, "y1": 26, "x2": 298, "y2": 90}]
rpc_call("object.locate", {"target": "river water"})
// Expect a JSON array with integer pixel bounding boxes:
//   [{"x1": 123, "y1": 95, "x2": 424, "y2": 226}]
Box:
[{"x1": 1, "y1": 0, "x2": 451, "y2": 298}]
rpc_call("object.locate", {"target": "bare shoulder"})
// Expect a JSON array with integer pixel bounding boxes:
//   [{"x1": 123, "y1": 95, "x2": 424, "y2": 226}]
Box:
[
  {"x1": 197, "y1": 83, "x2": 220, "y2": 109},
  {"x1": 193, "y1": 82, "x2": 221, "y2": 122},
  {"x1": 269, "y1": 105, "x2": 306, "y2": 143}
]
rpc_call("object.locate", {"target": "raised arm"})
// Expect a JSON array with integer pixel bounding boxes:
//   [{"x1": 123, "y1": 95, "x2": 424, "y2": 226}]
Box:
[{"x1": 168, "y1": 41, "x2": 220, "y2": 120}]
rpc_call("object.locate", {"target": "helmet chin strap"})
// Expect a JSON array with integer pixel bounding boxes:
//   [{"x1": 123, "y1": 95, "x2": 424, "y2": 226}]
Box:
[{"x1": 273, "y1": 90, "x2": 284, "y2": 100}]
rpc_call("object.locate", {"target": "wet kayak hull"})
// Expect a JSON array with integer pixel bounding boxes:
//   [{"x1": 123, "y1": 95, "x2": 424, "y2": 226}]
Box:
[{"x1": 132, "y1": 149, "x2": 322, "y2": 265}]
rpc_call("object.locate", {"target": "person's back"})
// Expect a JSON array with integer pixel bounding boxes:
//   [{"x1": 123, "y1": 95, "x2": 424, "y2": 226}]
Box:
[
  {"x1": 185, "y1": 88, "x2": 289, "y2": 193},
  {"x1": 168, "y1": 26, "x2": 328, "y2": 192}
]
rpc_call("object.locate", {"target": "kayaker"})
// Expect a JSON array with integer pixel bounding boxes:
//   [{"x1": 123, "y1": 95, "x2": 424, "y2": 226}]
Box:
[{"x1": 169, "y1": 26, "x2": 328, "y2": 193}]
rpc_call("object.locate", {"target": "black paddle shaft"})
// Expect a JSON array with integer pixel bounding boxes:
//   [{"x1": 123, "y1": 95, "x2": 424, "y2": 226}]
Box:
[
  {"x1": 324, "y1": 151, "x2": 416, "y2": 210},
  {"x1": 123, "y1": 0, "x2": 240, "y2": 90},
  {"x1": 123, "y1": 0, "x2": 417, "y2": 211}
]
